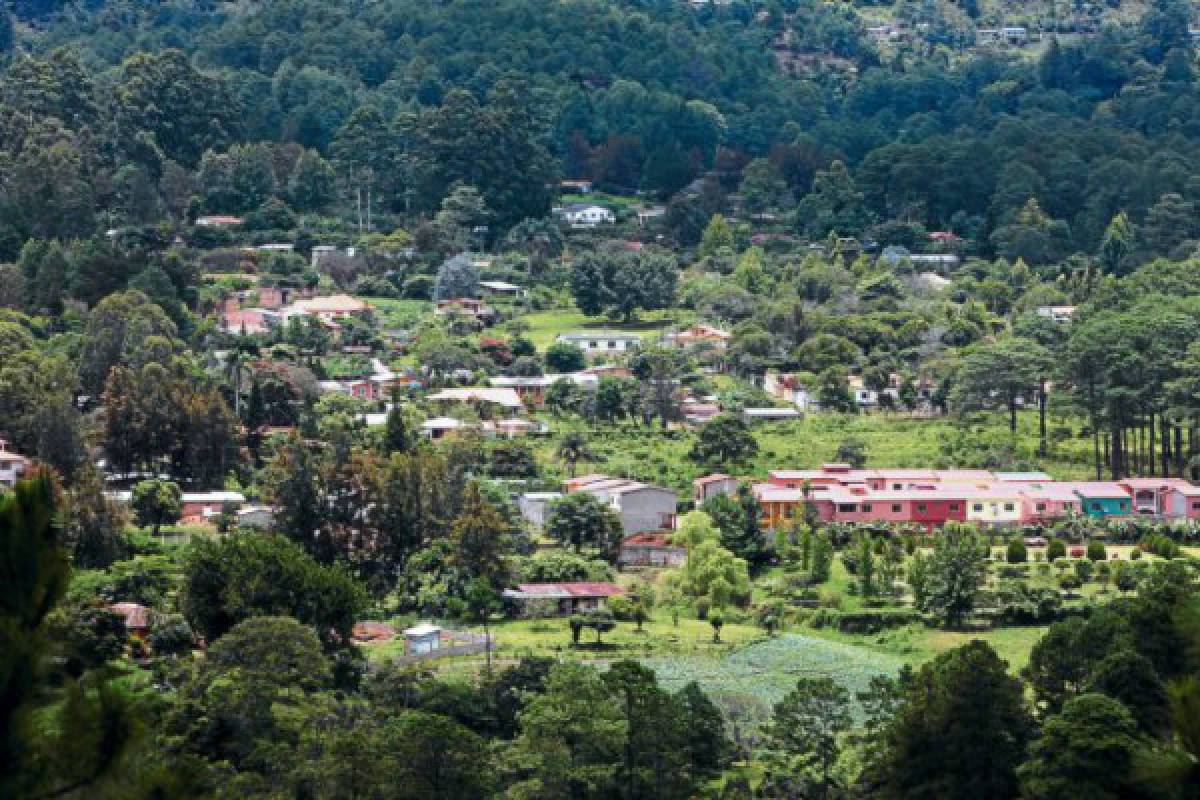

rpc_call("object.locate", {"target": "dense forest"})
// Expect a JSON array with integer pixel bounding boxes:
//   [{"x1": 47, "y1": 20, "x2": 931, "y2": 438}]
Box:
[{"x1": 1, "y1": 0, "x2": 1200, "y2": 254}]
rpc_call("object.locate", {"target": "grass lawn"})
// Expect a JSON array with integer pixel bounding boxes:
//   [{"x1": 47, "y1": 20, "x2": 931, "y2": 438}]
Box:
[
  {"x1": 363, "y1": 614, "x2": 765, "y2": 669},
  {"x1": 518, "y1": 308, "x2": 690, "y2": 351},
  {"x1": 532, "y1": 409, "x2": 1099, "y2": 496},
  {"x1": 364, "y1": 297, "x2": 431, "y2": 329}
]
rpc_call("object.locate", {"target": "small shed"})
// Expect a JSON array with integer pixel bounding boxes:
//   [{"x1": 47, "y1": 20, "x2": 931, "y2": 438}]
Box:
[{"x1": 403, "y1": 623, "x2": 442, "y2": 654}]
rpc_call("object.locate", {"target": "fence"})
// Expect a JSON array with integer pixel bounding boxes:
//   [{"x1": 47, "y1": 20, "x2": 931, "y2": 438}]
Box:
[{"x1": 394, "y1": 633, "x2": 494, "y2": 664}]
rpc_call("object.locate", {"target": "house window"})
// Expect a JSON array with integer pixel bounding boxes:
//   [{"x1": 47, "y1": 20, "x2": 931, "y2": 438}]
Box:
[
  {"x1": 1192, "y1": 502, "x2": 1200, "y2": 510},
  {"x1": 784, "y1": 507, "x2": 794, "y2": 518},
  {"x1": 949, "y1": 503, "x2": 960, "y2": 511},
  {"x1": 891, "y1": 504, "x2": 902, "y2": 513},
  {"x1": 973, "y1": 503, "x2": 983, "y2": 512},
  {"x1": 916, "y1": 503, "x2": 927, "y2": 513},
  {"x1": 861, "y1": 504, "x2": 873, "y2": 513},
  {"x1": 588, "y1": 341, "x2": 597, "y2": 349},
  {"x1": 1064, "y1": 502, "x2": 1074, "y2": 510},
  {"x1": 608, "y1": 341, "x2": 616, "y2": 349},
  {"x1": 893, "y1": 483, "x2": 902, "y2": 490},
  {"x1": 1036, "y1": 503, "x2": 1047, "y2": 512},
  {"x1": 1004, "y1": 503, "x2": 1015, "y2": 512},
  {"x1": 837, "y1": 504, "x2": 857, "y2": 513},
  {"x1": 1119, "y1": 501, "x2": 1127, "y2": 510},
  {"x1": 1091, "y1": 502, "x2": 1101, "y2": 511}
]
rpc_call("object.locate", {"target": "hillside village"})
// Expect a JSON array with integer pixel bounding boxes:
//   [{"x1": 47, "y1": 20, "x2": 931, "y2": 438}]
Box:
[{"x1": 3, "y1": 0, "x2": 1200, "y2": 796}]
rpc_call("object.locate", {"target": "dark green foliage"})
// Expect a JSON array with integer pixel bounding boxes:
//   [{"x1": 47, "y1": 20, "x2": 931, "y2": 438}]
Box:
[
  {"x1": 702, "y1": 487, "x2": 769, "y2": 572},
  {"x1": 868, "y1": 641, "x2": 1033, "y2": 800},
  {"x1": 1018, "y1": 693, "x2": 1148, "y2": 800},
  {"x1": 544, "y1": 492, "x2": 623, "y2": 561},
  {"x1": 570, "y1": 249, "x2": 678, "y2": 320},
  {"x1": 181, "y1": 533, "x2": 367, "y2": 648},
  {"x1": 689, "y1": 414, "x2": 758, "y2": 470},
  {"x1": 1006, "y1": 538, "x2": 1028, "y2": 564}
]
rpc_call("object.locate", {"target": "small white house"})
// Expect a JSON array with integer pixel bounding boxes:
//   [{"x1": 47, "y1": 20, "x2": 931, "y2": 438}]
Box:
[
  {"x1": 742, "y1": 407, "x2": 803, "y2": 423},
  {"x1": 1035, "y1": 305, "x2": 1076, "y2": 324},
  {"x1": 403, "y1": 624, "x2": 442, "y2": 655},
  {"x1": 0, "y1": 439, "x2": 30, "y2": 488},
  {"x1": 518, "y1": 492, "x2": 564, "y2": 528},
  {"x1": 236, "y1": 506, "x2": 275, "y2": 530},
  {"x1": 556, "y1": 331, "x2": 641, "y2": 354},
  {"x1": 557, "y1": 203, "x2": 615, "y2": 228}
]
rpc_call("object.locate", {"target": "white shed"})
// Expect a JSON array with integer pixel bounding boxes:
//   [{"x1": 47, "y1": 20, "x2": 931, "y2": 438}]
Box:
[{"x1": 403, "y1": 623, "x2": 442, "y2": 655}]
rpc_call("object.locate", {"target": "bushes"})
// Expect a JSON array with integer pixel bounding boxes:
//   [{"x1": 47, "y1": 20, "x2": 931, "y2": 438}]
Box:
[
  {"x1": 809, "y1": 609, "x2": 920, "y2": 634},
  {"x1": 1006, "y1": 539, "x2": 1027, "y2": 564},
  {"x1": 1086, "y1": 540, "x2": 1106, "y2": 562},
  {"x1": 1139, "y1": 535, "x2": 1181, "y2": 559},
  {"x1": 1047, "y1": 539, "x2": 1066, "y2": 560}
]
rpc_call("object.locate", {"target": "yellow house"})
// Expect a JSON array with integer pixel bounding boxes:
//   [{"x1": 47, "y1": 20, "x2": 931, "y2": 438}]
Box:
[{"x1": 960, "y1": 484, "x2": 1025, "y2": 525}]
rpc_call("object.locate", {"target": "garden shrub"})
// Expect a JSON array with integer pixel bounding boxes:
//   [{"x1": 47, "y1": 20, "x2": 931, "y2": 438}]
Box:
[{"x1": 1006, "y1": 539, "x2": 1027, "y2": 564}]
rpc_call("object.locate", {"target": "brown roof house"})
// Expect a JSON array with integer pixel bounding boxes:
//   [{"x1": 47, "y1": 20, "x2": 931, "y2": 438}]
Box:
[{"x1": 503, "y1": 582, "x2": 625, "y2": 616}]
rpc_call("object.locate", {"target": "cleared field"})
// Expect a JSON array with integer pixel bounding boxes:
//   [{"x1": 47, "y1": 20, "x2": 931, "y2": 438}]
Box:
[
  {"x1": 533, "y1": 409, "x2": 1099, "y2": 495},
  {"x1": 517, "y1": 308, "x2": 688, "y2": 350},
  {"x1": 645, "y1": 633, "x2": 910, "y2": 725}
]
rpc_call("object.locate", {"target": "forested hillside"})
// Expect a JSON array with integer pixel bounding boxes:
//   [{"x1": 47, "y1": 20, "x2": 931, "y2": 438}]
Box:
[
  {"x1": 6, "y1": 0, "x2": 1200, "y2": 798},
  {"x1": 2, "y1": 0, "x2": 1200, "y2": 255}
]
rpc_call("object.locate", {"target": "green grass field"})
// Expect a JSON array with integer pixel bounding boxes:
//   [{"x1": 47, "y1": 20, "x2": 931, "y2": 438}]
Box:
[
  {"x1": 517, "y1": 308, "x2": 690, "y2": 351},
  {"x1": 365, "y1": 297, "x2": 431, "y2": 329},
  {"x1": 533, "y1": 410, "x2": 1099, "y2": 496}
]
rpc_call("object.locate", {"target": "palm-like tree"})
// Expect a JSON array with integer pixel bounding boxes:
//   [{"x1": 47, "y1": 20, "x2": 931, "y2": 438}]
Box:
[{"x1": 556, "y1": 432, "x2": 592, "y2": 478}]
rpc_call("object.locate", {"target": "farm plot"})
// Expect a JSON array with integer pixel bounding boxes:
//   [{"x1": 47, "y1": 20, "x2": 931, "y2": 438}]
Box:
[{"x1": 645, "y1": 633, "x2": 908, "y2": 728}]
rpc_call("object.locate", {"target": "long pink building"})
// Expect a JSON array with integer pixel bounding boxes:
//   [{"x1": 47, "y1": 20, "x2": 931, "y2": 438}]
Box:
[{"x1": 750, "y1": 464, "x2": 1194, "y2": 530}]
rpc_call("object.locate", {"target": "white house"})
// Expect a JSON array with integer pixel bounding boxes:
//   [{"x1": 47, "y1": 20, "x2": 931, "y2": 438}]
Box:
[
  {"x1": 742, "y1": 407, "x2": 803, "y2": 423},
  {"x1": 236, "y1": 506, "x2": 275, "y2": 530},
  {"x1": 556, "y1": 331, "x2": 641, "y2": 354},
  {"x1": 557, "y1": 203, "x2": 615, "y2": 228},
  {"x1": 763, "y1": 372, "x2": 818, "y2": 412},
  {"x1": 568, "y1": 476, "x2": 677, "y2": 534},
  {"x1": 403, "y1": 624, "x2": 442, "y2": 655},
  {"x1": 518, "y1": 492, "x2": 564, "y2": 529},
  {"x1": 0, "y1": 439, "x2": 30, "y2": 488},
  {"x1": 1035, "y1": 305, "x2": 1076, "y2": 324}
]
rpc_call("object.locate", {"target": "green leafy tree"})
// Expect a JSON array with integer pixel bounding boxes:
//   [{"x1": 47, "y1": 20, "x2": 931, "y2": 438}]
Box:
[
  {"x1": 918, "y1": 525, "x2": 988, "y2": 628},
  {"x1": 506, "y1": 662, "x2": 624, "y2": 798},
  {"x1": 1, "y1": 470, "x2": 147, "y2": 798},
  {"x1": 546, "y1": 341, "x2": 586, "y2": 373},
  {"x1": 1023, "y1": 610, "x2": 1132, "y2": 715},
  {"x1": 181, "y1": 533, "x2": 367, "y2": 649},
  {"x1": 545, "y1": 492, "x2": 624, "y2": 561},
  {"x1": 868, "y1": 641, "x2": 1033, "y2": 800},
  {"x1": 950, "y1": 337, "x2": 1051, "y2": 433},
  {"x1": 762, "y1": 676, "x2": 852, "y2": 800},
  {"x1": 689, "y1": 414, "x2": 758, "y2": 470},
  {"x1": 131, "y1": 479, "x2": 182, "y2": 537},
  {"x1": 1018, "y1": 693, "x2": 1146, "y2": 800}
]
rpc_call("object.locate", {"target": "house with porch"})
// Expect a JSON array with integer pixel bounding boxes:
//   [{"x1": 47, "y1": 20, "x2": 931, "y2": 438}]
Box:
[
  {"x1": 503, "y1": 582, "x2": 625, "y2": 616},
  {"x1": 1117, "y1": 478, "x2": 1194, "y2": 516},
  {"x1": 556, "y1": 331, "x2": 642, "y2": 355}
]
